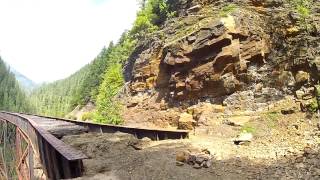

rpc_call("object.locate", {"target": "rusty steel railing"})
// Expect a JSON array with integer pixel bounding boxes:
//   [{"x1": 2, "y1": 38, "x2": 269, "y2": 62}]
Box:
[
  {"x1": 0, "y1": 112, "x2": 87, "y2": 180},
  {"x1": 31, "y1": 114, "x2": 190, "y2": 140},
  {"x1": 0, "y1": 111, "x2": 190, "y2": 180}
]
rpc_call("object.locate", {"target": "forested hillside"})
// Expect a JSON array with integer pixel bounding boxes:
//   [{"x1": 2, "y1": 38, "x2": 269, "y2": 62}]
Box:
[
  {"x1": 30, "y1": 0, "x2": 319, "y2": 127},
  {"x1": 29, "y1": 65, "x2": 90, "y2": 117},
  {"x1": 27, "y1": 0, "x2": 177, "y2": 123},
  {"x1": 11, "y1": 68, "x2": 36, "y2": 91},
  {"x1": 0, "y1": 57, "x2": 33, "y2": 113},
  {"x1": 30, "y1": 32, "x2": 136, "y2": 122}
]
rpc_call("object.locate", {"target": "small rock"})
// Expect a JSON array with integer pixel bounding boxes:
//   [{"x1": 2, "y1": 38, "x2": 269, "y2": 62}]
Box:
[
  {"x1": 187, "y1": 154, "x2": 197, "y2": 165},
  {"x1": 212, "y1": 105, "x2": 225, "y2": 113},
  {"x1": 196, "y1": 156, "x2": 205, "y2": 165},
  {"x1": 160, "y1": 99, "x2": 168, "y2": 110},
  {"x1": 187, "y1": 5, "x2": 201, "y2": 13},
  {"x1": 286, "y1": 27, "x2": 299, "y2": 36},
  {"x1": 176, "y1": 151, "x2": 190, "y2": 162},
  {"x1": 126, "y1": 95, "x2": 143, "y2": 108},
  {"x1": 289, "y1": 11, "x2": 300, "y2": 22},
  {"x1": 300, "y1": 100, "x2": 313, "y2": 112},
  {"x1": 317, "y1": 122, "x2": 320, "y2": 130},
  {"x1": 127, "y1": 102, "x2": 138, "y2": 108},
  {"x1": 234, "y1": 132, "x2": 253, "y2": 145},
  {"x1": 295, "y1": 71, "x2": 309, "y2": 84},
  {"x1": 303, "y1": 146, "x2": 317, "y2": 156},
  {"x1": 223, "y1": 116, "x2": 250, "y2": 126},
  {"x1": 313, "y1": 168, "x2": 320, "y2": 176},
  {"x1": 281, "y1": 108, "x2": 295, "y2": 115},
  {"x1": 128, "y1": 137, "x2": 151, "y2": 150},
  {"x1": 201, "y1": 148, "x2": 211, "y2": 155},
  {"x1": 193, "y1": 163, "x2": 202, "y2": 169},
  {"x1": 295, "y1": 90, "x2": 304, "y2": 99},
  {"x1": 295, "y1": 163, "x2": 305, "y2": 169},
  {"x1": 187, "y1": 36, "x2": 197, "y2": 43},
  {"x1": 203, "y1": 160, "x2": 212, "y2": 168},
  {"x1": 176, "y1": 161, "x2": 184, "y2": 166}
]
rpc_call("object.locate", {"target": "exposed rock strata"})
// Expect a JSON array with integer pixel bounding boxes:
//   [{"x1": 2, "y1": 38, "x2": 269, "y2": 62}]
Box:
[{"x1": 122, "y1": 0, "x2": 320, "y2": 127}]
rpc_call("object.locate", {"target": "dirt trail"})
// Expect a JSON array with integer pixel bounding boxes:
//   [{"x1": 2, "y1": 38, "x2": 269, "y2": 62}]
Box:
[
  {"x1": 63, "y1": 126, "x2": 320, "y2": 179},
  {"x1": 63, "y1": 99, "x2": 320, "y2": 180}
]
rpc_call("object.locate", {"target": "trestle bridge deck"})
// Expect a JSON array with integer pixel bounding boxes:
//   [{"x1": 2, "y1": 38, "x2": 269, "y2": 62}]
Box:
[{"x1": 0, "y1": 111, "x2": 189, "y2": 180}]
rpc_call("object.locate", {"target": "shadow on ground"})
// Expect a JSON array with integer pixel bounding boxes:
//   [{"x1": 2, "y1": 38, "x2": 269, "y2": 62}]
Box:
[{"x1": 63, "y1": 131, "x2": 320, "y2": 180}]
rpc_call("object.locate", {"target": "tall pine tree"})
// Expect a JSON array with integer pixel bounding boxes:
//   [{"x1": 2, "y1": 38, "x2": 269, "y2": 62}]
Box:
[{"x1": 0, "y1": 57, "x2": 33, "y2": 113}]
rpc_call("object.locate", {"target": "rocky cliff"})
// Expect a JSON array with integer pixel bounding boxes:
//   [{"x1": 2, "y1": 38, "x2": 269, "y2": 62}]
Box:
[{"x1": 122, "y1": 0, "x2": 320, "y2": 128}]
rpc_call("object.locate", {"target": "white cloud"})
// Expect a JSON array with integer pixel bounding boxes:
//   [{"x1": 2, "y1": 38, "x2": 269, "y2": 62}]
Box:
[{"x1": 0, "y1": 0, "x2": 139, "y2": 83}]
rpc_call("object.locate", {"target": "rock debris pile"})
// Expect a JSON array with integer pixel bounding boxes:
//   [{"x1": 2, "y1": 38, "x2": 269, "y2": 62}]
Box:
[{"x1": 176, "y1": 149, "x2": 213, "y2": 169}]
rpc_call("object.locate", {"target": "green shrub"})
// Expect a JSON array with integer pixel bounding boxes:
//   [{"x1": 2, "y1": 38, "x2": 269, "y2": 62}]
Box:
[
  {"x1": 289, "y1": 0, "x2": 311, "y2": 30},
  {"x1": 308, "y1": 98, "x2": 318, "y2": 113},
  {"x1": 94, "y1": 63, "x2": 124, "y2": 125},
  {"x1": 264, "y1": 111, "x2": 280, "y2": 128},
  {"x1": 241, "y1": 123, "x2": 256, "y2": 134},
  {"x1": 219, "y1": 4, "x2": 238, "y2": 17},
  {"x1": 131, "y1": 0, "x2": 176, "y2": 38},
  {"x1": 93, "y1": 31, "x2": 136, "y2": 125},
  {"x1": 81, "y1": 112, "x2": 94, "y2": 121},
  {"x1": 66, "y1": 114, "x2": 77, "y2": 120}
]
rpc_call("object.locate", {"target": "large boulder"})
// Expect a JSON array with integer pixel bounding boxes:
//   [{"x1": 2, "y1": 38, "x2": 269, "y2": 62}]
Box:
[{"x1": 178, "y1": 113, "x2": 195, "y2": 130}]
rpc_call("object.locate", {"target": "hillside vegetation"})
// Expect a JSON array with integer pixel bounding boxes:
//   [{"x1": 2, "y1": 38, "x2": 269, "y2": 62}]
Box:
[
  {"x1": 29, "y1": 0, "x2": 171, "y2": 124},
  {"x1": 15, "y1": 0, "x2": 320, "y2": 128},
  {"x1": 0, "y1": 57, "x2": 33, "y2": 113}
]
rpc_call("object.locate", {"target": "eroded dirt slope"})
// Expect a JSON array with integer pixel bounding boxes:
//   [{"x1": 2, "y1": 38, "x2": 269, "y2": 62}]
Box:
[{"x1": 65, "y1": 99, "x2": 320, "y2": 180}]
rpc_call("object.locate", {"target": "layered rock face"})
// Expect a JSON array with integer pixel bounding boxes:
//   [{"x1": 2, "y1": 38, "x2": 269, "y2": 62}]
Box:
[
  {"x1": 129, "y1": 7, "x2": 270, "y2": 102},
  {"x1": 161, "y1": 15, "x2": 269, "y2": 100},
  {"x1": 125, "y1": 0, "x2": 320, "y2": 112}
]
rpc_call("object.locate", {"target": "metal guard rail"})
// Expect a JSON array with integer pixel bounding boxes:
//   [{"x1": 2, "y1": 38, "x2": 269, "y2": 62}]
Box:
[
  {"x1": 0, "y1": 112, "x2": 87, "y2": 179},
  {"x1": 33, "y1": 114, "x2": 190, "y2": 140}
]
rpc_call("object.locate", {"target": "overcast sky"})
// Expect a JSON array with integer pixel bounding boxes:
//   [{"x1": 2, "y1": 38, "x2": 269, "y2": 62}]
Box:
[{"x1": 0, "y1": 0, "x2": 139, "y2": 83}]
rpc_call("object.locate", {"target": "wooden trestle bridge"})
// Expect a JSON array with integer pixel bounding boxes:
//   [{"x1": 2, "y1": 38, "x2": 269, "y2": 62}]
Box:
[{"x1": 0, "y1": 111, "x2": 189, "y2": 180}]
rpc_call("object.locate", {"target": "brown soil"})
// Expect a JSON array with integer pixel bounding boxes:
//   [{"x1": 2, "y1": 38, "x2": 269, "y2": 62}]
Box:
[{"x1": 64, "y1": 99, "x2": 320, "y2": 180}]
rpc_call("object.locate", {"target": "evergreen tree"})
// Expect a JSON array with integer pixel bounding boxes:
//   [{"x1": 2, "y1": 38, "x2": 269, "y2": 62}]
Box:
[{"x1": 0, "y1": 57, "x2": 33, "y2": 113}]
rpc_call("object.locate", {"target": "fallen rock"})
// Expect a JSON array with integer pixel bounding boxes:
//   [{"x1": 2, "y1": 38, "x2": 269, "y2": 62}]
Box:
[
  {"x1": 127, "y1": 102, "x2": 138, "y2": 108},
  {"x1": 201, "y1": 148, "x2": 211, "y2": 155},
  {"x1": 295, "y1": 90, "x2": 305, "y2": 99},
  {"x1": 203, "y1": 160, "x2": 212, "y2": 168},
  {"x1": 196, "y1": 154, "x2": 211, "y2": 164},
  {"x1": 128, "y1": 137, "x2": 152, "y2": 150},
  {"x1": 286, "y1": 27, "x2": 299, "y2": 36},
  {"x1": 223, "y1": 116, "x2": 250, "y2": 126},
  {"x1": 295, "y1": 71, "x2": 309, "y2": 84},
  {"x1": 160, "y1": 99, "x2": 168, "y2": 110},
  {"x1": 193, "y1": 163, "x2": 202, "y2": 169},
  {"x1": 187, "y1": 5, "x2": 201, "y2": 13},
  {"x1": 300, "y1": 99, "x2": 313, "y2": 112},
  {"x1": 176, "y1": 151, "x2": 190, "y2": 162},
  {"x1": 176, "y1": 161, "x2": 184, "y2": 166},
  {"x1": 177, "y1": 149, "x2": 213, "y2": 169},
  {"x1": 281, "y1": 108, "x2": 295, "y2": 115},
  {"x1": 186, "y1": 154, "x2": 197, "y2": 165},
  {"x1": 178, "y1": 113, "x2": 195, "y2": 130},
  {"x1": 234, "y1": 132, "x2": 253, "y2": 145}
]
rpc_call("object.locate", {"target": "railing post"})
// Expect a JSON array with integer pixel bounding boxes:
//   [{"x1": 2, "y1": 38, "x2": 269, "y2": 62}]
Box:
[
  {"x1": 3, "y1": 121, "x2": 8, "y2": 179},
  {"x1": 28, "y1": 146, "x2": 34, "y2": 180}
]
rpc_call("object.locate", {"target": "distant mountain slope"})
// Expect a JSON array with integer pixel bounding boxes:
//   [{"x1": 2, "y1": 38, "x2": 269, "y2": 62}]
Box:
[
  {"x1": 0, "y1": 57, "x2": 33, "y2": 112},
  {"x1": 10, "y1": 68, "x2": 36, "y2": 91}
]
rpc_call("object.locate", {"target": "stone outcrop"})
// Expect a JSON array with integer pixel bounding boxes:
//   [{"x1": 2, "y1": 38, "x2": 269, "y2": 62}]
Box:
[
  {"x1": 122, "y1": 0, "x2": 320, "y2": 127},
  {"x1": 129, "y1": 11, "x2": 270, "y2": 102}
]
